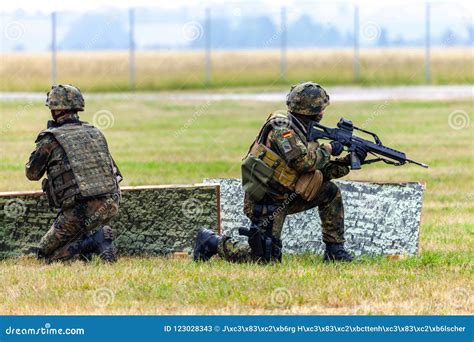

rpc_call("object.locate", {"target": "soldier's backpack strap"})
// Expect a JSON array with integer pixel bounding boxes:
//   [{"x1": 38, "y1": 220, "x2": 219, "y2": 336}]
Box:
[
  {"x1": 244, "y1": 112, "x2": 306, "y2": 157},
  {"x1": 242, "y1": 112, "x2": 309, "y2": 200}
]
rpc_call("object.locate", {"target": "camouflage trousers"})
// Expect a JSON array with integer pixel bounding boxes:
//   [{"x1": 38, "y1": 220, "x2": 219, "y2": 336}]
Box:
[
  {"x1": 217, "y1": 181, "x2": 344, "y2": 262},
  {"x1": 38, "y1": 194, "x2": 120, "y2": 262}
]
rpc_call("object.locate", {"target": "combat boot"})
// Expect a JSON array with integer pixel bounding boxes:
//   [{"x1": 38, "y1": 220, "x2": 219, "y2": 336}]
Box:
[
  {"x1": 323, "y1": 242, "x2": 354, "y2": 262},
  {"x1": 193, "y1": 228, "x2": 219, "y2": 261},
  {"x1": 37, "y1": 234, "x2": 94, "y2": 263},
  {"x1": 83, "y1": 226, "x2": 118, "y2": 263}
]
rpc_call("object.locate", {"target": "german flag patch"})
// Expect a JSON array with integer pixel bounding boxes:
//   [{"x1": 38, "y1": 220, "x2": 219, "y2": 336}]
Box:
[{"x1": 282, "y1": 130, "x2": 292, "y2": 138}]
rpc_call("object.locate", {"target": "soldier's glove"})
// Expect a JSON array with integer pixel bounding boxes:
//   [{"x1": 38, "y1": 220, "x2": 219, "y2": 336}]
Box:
[{"x1": 329, "y1": 141, "x2": 344, "y2": 156}]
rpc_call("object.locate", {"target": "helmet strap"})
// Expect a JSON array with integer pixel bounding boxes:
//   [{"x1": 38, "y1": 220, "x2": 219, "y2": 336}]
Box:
[{"x1": 51, "y1": 110, "x2": 63, "y2": 121}]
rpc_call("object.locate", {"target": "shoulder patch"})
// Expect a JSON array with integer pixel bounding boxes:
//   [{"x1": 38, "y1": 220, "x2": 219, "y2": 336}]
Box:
[{"x1": 281, "y1": 139, "x2": 292, "y2": 153}]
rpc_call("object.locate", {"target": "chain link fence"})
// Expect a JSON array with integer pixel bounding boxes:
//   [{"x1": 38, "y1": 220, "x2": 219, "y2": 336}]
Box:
[{"x1": 0, "y1": 2, "x2": 472, "y2": 91}]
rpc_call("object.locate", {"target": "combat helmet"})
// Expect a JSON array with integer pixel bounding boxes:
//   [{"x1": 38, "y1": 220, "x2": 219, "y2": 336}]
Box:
[
  {"x1": 286, "y1": 82, "x2": 330, "y2": 115},
  {"x1": 45, "y1": 84, "x2": 85, "y2": 111}
]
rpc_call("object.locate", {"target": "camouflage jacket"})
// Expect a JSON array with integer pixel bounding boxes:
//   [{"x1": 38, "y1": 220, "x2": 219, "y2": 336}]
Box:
[{"x1": 263, "y1": 112, "x2": 350, "y2": 181}]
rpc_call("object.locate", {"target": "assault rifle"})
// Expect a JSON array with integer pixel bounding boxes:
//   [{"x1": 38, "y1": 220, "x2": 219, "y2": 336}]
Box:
[{"x1": 307, "y1": 118, "x2": 429, "y2": 170}]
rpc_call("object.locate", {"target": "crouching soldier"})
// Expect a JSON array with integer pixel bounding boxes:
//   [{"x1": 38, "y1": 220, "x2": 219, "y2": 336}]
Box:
[
  {"x1": 26, "y1": 84, "x2": 123, "y2": 263},
  {"x1": 194, "y1": 82, "x2": 367, "y2": 263}
]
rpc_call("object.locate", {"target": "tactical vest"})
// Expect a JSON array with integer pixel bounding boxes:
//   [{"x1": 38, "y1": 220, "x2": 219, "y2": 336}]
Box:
[
  {"x1": 241, "y1": 112, "x2": 307, "y2": 201},
  {"x1": 42, "y1": 123, "x2": 118, "y2": 207}
]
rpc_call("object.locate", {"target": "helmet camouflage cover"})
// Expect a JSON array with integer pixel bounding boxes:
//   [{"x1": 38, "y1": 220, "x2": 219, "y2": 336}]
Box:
[
  {"x1": 45, "y1": 84, "x2": 85, "y2": 111},
  {"x1": 286, "y1": 82, "x2": 330, "y2": 116}
]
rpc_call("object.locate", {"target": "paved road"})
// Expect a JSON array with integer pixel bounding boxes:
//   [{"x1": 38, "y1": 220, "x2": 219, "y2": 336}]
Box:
[{"x1": 1, "y1": 85, "x2": 472, "y2": 102}]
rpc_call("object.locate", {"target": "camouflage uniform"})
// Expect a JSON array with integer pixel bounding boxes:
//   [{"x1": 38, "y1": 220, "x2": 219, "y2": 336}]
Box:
[
  {"x1": 217, "y1": 119, "x2": 349, "y2": 262},
  {"x1": 216, "y1": 82, "x2": 351, "y2": 262},
  {"x1": 26, "y1": 85, "x2": 122, "y2": 262}
]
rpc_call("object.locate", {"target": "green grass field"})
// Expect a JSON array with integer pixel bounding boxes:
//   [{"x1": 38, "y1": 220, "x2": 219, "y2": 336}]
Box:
[{"x1": 0, "y1": 95, "x2": 472, "y2": 314}]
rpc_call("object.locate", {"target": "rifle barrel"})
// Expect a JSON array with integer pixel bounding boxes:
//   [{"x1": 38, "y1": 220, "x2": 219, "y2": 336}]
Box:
[{"x1": 407, "y1": 159, "x2": 429, "y2": 168}]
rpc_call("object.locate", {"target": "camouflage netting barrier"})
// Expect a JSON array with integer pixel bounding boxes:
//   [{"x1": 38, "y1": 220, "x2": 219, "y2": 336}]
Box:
[
  {"x1": 0, "y1": 180, "x2": 424, "y2": 258},
  {"x1": 0, "y1": 185, "x2": 220, "y2": 259},
  {"x1": 205, "y1": 179, "x2": 425, "y2": 256}
]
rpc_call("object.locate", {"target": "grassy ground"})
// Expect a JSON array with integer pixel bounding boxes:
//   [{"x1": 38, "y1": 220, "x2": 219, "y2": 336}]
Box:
[
  {"x1": 0, "y1": 253, "x2": 471, "y2": 315},
  {"x1": 1, "y1": 48, "x2": 473, "y2": 92},
  {"x1": 0, "y1": 96, "x2": 472, "y2": 314}
]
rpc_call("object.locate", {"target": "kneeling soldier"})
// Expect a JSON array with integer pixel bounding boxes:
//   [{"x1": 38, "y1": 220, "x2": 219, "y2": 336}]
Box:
[
  {"x1": 194, "y1": 82, "x2": 367, "y2": 263},
  {"x1": 26, "y1": 84, "x2": 123, "y2": 263}
]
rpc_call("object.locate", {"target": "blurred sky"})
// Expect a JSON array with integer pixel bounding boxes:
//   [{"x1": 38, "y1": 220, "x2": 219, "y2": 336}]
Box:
[
  {"x1": 1, "y1": 0, "x2": 472, "y2": 51},
  {"x1": 2, "y1": 0, "x2": 473, "y2": 12}
]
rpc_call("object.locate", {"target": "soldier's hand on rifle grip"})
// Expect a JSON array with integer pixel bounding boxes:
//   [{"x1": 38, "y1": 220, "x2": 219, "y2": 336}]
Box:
[{"x1": 329, "y1": 141, "x2": 344, "y2": 156}]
